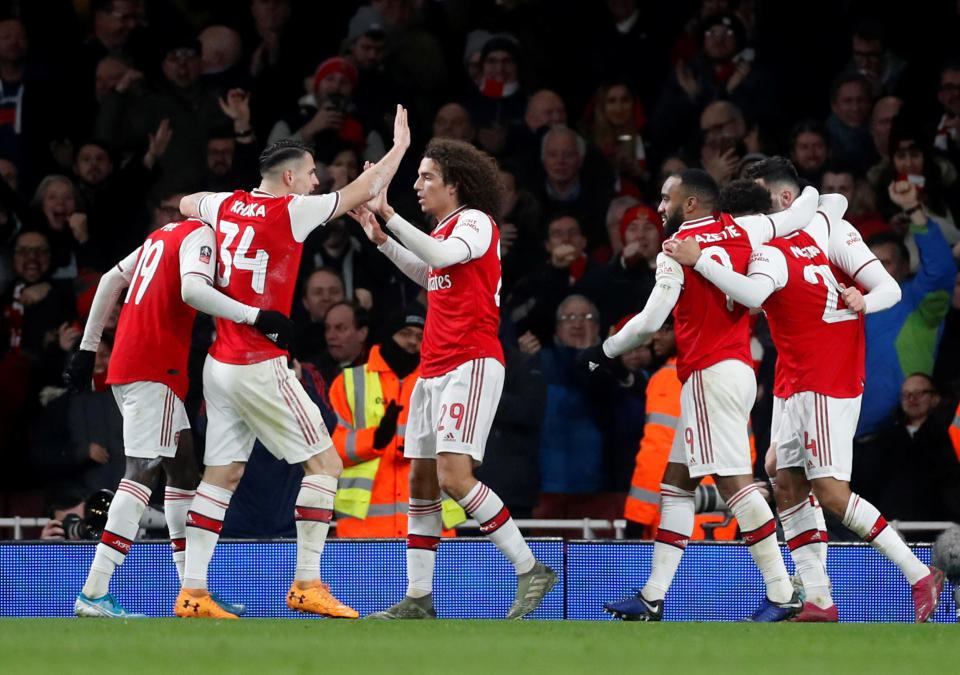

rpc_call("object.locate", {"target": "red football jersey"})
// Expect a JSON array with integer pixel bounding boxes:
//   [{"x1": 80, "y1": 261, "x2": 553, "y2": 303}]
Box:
[
  {"x1": 199, "y1": 189, "x2": 339, "y2": 365},
  {"x1": 421, "y1": 206, "x2": 505, "y2": 377},
  {"x1": 664, "y1": 213, "x2": 754, "y2": 383},
  {"x1": 107, "y1": 219, "x2": 214, "y2": 400},
  {"x1": 755, "y1": 230, "x2": 865, "y2": 398}
]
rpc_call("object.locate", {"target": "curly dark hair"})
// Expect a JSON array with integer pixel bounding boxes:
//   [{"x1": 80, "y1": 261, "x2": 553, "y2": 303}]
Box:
[
  {"x1": 423, "y1": 138, "x2": 504, "y2": 217},
  {"x1": 719, "y1": 179, "x2": 773, "y2": 216}
]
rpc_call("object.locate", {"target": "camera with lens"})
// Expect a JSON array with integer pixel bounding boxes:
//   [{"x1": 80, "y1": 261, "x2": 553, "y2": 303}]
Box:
[{"x1": 61, "y1": 489, "x2": 114, "y2": 540}]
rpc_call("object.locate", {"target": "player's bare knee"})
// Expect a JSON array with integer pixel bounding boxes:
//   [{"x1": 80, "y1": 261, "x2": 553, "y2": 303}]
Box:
[
  {"x1": 662, "y1": 461, "x2": 699, "y2": 492},
  {"x1": 202, "y1": 462, "x2": 245, "y2": 491},
  {"x1": 408, "y1": 459, "x2": 440, "y2": 500},
  {"x1": 810, "y1": 478, "x2": 850, "y2": 517},
  {"x1": 124, "y1": 457, "x2": 162, "y2": 486},
  {"x1": 302, "y1": 447, "x2": 342, "y2": 479}
]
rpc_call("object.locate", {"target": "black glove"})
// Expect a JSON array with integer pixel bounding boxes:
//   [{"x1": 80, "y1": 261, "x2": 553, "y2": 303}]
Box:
[
  {"x1": 577, "y1": 344, "x2": 631, "y2": 384},
  {"x1": 254, "y1": 310, "x2": 296, "y2": 350},
  {"x1": 372, "y1": 400, "x2": 403, "y2": 449},
  {"x1": 63, "y1": 349, "x2": 96, "y2": 393}
]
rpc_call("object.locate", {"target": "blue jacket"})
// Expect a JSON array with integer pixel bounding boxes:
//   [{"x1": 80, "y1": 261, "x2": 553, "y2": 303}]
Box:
[{"x1": 859, "y1": 220, "x2": 957, "y2": 435}]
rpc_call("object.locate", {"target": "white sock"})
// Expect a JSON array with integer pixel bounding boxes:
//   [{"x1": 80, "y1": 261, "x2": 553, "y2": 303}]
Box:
[
  {"x1": 841, "y1": 493, "x2": 928, "y2": 584},
  {"x1": 182, "y1": 482, "x2": 232, "y2": 590},
  {"x1": 641, "y1": 484, "x2": 694, "y2": 602},
  {"x1": 164, "y1": 486, "x2": 195, "y2": 583},
  {"x1": 810, "y1": 494, "x2": 829, "y2": 567},
  {"x1": 294, "y1": 474, "x2": 337, "y2": 582},
  {"x1": 458, "y1": 482, "x2": 535, "y2": 575},
  {"x1": 728, "y1": 483, "x2": 792, "y2": 603},
  {"x1": 780, "y1": 500, "x2": 833, "y2": 608},
  {"x1": 406, "y1": 498, "x2": 442, "y2": 598},
  {"x1": 82, "y1": 479, "x2": 151, "y2": 599}
]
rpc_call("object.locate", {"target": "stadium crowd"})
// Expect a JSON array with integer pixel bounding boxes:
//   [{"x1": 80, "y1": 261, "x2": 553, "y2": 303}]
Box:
[{"x1": 1, "y1": 0, "x2": 960, "y2": 543}]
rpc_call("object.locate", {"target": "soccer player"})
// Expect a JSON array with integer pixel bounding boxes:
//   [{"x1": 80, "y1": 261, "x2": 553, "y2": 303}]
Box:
[
  {"x1": 591, "y1": 169, "x2": 819, "y2": 622},
  {"x1": 172, "y1": 106, "x2": 411, "y2": 619},
  {"x1": 672, "y1": 160, "x2": 945, "y2": 622},
  {"x1": 65, "y1": 216, "x2": 294, "y2": 618},
  {"x1": 349, "y1": 138, "x2": 557, "y2": 620}
]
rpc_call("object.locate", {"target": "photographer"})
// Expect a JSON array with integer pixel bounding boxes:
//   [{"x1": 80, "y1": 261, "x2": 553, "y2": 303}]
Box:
[{"x1": 39, "y1": 488, "x2": 111, "y2": 540}]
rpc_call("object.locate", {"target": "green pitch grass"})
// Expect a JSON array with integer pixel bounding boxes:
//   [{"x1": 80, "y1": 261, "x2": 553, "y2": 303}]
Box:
[{"x1": 0, "y1": 619, "x2": 953, "y2": 674}]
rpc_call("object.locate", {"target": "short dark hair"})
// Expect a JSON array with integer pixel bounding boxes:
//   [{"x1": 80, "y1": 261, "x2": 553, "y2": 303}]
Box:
[
  {"x1": 904, "y1": 372, "x2": 938, "y2": 393},
  {"x1": 675, "y1": 168, "x2": 719, "y2": 207},
  {"x1": 788, "y1": 119, "x2": 829, "y2": 151},
  {"x1": 830, "y1": 71, "x2": 871, "y2": 102},
  {"x1": 743, "y1": 156, "x2": 801, "y2": 192},
  {"x1": 325, "y1": 300, "x2": 369, "y2": 330},
  {"x1": 865, "y1": 231, "x2": 909, "y2": 265},
  {"x1": 719, "y1": 179, "x2": 772, "y2": 216},
  {"x1": 821, "y1": 161, "x2": 859, "y2": 179},
  {"x1": 940, "y1": 58, "x2": 960, "y2": 80},
  {"x1": 852, "y1": 17, "x2": 886, "y2": 45},
  {"x1": 302, "y1": 266, "x2": 344, "y2": 297},
  {"x1": 259, "y1": 139, "x2": 314, "y2": 177}
]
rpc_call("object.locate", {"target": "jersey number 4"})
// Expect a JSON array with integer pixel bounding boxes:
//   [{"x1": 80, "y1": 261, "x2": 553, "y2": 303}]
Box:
[{"x1": 217, "y1": 220, "x2": 269, "y2": 293}]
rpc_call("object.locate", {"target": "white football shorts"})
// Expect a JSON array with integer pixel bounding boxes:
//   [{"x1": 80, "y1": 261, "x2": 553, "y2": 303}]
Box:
[
  {"x1": 405, "y1": 357, "x2": 504, "y2": 464},
  {"x1": 773, "y1": 392, "x2": 859, "y2": 481},
  {"x1": 202, "y1": 355, "x2": 333, "y2": 466},
  {"x1": 669, "y1": 359, "x2": 756, "y2": 478},
  {"x1": 112, "y1": 381, "x2": 190, "y2": 459}
]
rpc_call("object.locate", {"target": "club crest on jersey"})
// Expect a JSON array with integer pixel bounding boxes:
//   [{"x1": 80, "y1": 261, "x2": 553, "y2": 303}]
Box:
[
  {"x1": 427, "y1": 274, "x2": 452, "y2": 291},
  {"x1": 229, "y1": 201, "x2": 267, "y2": 218},
  {"x1": 199, "y1": 246, "x2": 212, "y2": 264}
]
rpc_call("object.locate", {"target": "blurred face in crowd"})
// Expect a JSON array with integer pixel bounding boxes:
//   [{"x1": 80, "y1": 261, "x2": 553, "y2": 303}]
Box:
[
  {"x1": 481, "y1": 49, "x2": 517, "y2": 84},
  {"x1": 0, "y1": 19, "x2": 27, "y2": 63},
  {"x1": 703, "y1": 22, "x2": 737, "y2": 62},
  {"x1": 525, "y1": 90, "x2": 566, "y2": 132},
  {"x1": 350, "y1": 34, "x2": 385, "y2": 70},
  {"x1": 556, "y1": 297, "x2": 599, "y2": 349},
  {"x1": 96, "y1": 0, "x2": 139, "y2": 48},
  {"x1": 74, "y1": 144, "x2": 113, "y2": 185},
  {"x1": 0, "y1": 158, "x2": 18, "y2": 190},
  {"x1": 325, "y1": 304, "x2": 367, "y2": 363},
  {"x1": 152, "y1": 193, "x2": 185, "y2": 231},
  {"x1": 392, "y1": 325, "x2": 423, "y2": 355},
  {"x1": 852, "y1": 36, "x2": 884, "y2": 78},
  {"x1": 900, "y1": 374, "x2": 940, "y2": 424},
  {"x1": 303, "y1": 269, "x2": 345, "y2": 322},
  {"x1": 316, "y1": 71, "x2": 354, "y2": 98},
  {"x1": 869, "y1": 241, "x2": 907, "y2": 282},
  {"x1": 623, "y1": 213, "x2": 663, "y2": 261},
  {"x1": 821, "y1": 171, "x2": 855, "y2": 201},
  {"x1": 162, "y1": 46, "x2": 202, "y2": 89},
  {"x1": 651, "y1": 322, "x2": 676, "y2": 359},
  {"x1": 41, "y1": 179, "x2": 76, "y2": 230},
  {"x1": 832, "y1": 81, "x2": 871, "y2": 128},
  {"x1": 414, "y1": 157, "x2": 457, "y2": 219},
  {"x1": 603, "y1": 85, "x2": 634, "y2": 127},
  {"x1": 606, "y1": 0, "x2": 638, "y2": 22},
  {"x1": 892, "y1": 140, "x2": 924, "y2": 176},
  {"x1": 433, "y1": 103, "x2": 474, "y2": 142},
  {"x1": 791, "y1": 131, "x2": 827, "y2": 173},
  {"x1": 13, "y1": 231, "x2": 51, "y2": 283},
  {"x1": 498, "y1": 170, "x2": 517, "y2": 219},
  {"x1": 939, "y1": 69, "x2": 960, "y2": 116},
  {"x1": 871, "y1": 96, "x2": 903, "y2": 157},
  {"x1": 207, "y1": 138, "x2": 235, "y2": 176},
  {"x1": 659, "y1": 156, "x2": 687, "y2": 183},
  {"x1": 251, "y1": 0, "x2": 291, "y2": 33},
  {"x1": 372, "y1": 0, "x2": 412, "y2": 26},
  {"x1": 542, "y1": 129, "x2": 582, "y2": 185},
  {"x1": 327, "y1": 148, "x2": 359, "y2": 190},
  {"x1": 545, "y1": 216, "x2": 586, "y2": 257},
  {"x1": 700, "y1": 101, "x2": 745, "y2": 151},
  {"x1": 95, "y1": 57, "x2": 129, "y2": 101}
]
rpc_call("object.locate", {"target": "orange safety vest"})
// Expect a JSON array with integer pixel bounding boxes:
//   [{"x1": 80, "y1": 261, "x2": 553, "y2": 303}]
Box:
[
  {"x1": 949, "y1": 401, "x2": 960, "y2": 464},
  {"x1": 623, "y1": 358, "x2": 756, "y2": 540},
  {"x1": 330, "y1": 344, "x2": 460, "y2": 538}
]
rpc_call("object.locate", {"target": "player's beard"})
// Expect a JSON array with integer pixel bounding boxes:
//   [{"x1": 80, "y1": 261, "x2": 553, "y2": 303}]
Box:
[{"x1": 663, "y1": 207, "x2": 684, "y2": 238}]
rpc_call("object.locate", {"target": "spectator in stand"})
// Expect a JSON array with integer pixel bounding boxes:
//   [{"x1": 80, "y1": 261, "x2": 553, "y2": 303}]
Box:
[
  {"x1": 498, "y1": 163, "x2": 542, "y2": 292},
  {"x1": 581, "y1": 80, "x2": 648, "y2": 199},
  {"x1": 504, "y1": 214, "x2": 599, "y2": 346},
  {"x1": 820, "y1": 164, "x2": 884, "y2": 236},
  {"x1": 341, "y1": 6, "x2": 395, "y2": 135},
  {"x1": 198, "y1": 25, "x2": 246, "y2": 91},
  {"x1": 933, "y1": 59, "x2": 960, "y2": 169},
  {"x1": 825, "y1": 71, "x2": 876, "y2": 174},
  {"x1": 846, "y1": 18, "x2": 908, "y2": 99},
  {"x1": 698, "y1": 101, "x2": 753, "y2": 187},
  {"x1": 463, "y1": 34, "x2": 526, "y2": 157},
  {"x1": 477, "y1": 341, "x2": 546, "y2": 520},
  {"x1": 788, "y1": 120, "x2": 830, "y2": 188},
  {"x1": 431, "y1": 103, "x2": 475, "y2": 144},
  {"x1": 859, "y1": 180, "x2": 957, "y2": 436},
  {"x1": 603, "y1": 195, "x2": 642, "y2": 261},
  {"x1": 32, "y1": 175, "x2": 103, "y2": 277},
  {"x1": 292, "y1": 267, "x2": 345, "y2": 368},
  {"x1": 506, "y1": 89, "x2": 567, "y2": 176},
  {"x1": 869, "y1": 96, "x2": 903, "y2": 170},
  {"x1": 324, "y1": 300, "x2": 370, "y2": 380},
  {"x1": 200, "y1": 88, "x2": 261, "y2": 192},
  {"x1": 853, "y1": 374, "x2": 960, "y2": 530},
  {"x1": 534, "y1": 126, "x2": 615, "y2": 245}
]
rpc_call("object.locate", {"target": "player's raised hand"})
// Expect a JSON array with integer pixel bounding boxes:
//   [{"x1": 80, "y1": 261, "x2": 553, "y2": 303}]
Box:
[
  {"x1": 361, "y1": 160, "x2": 391, "y2": 216},
  {"x1": 392, "y1": 105, "x2": 410, "y2": 150},
  {"x1": 63, "y1": 349, "x2": 96, "y2": 393},
  {"x1": 664, "y1": 236, "x2": 702, "y2": 266},
  {"x1": 254, "y1": 310, "x2": 296, "y2": 350},
  {"x1": 348, "y1": 205, "x2": 388, "y2": 245}
]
